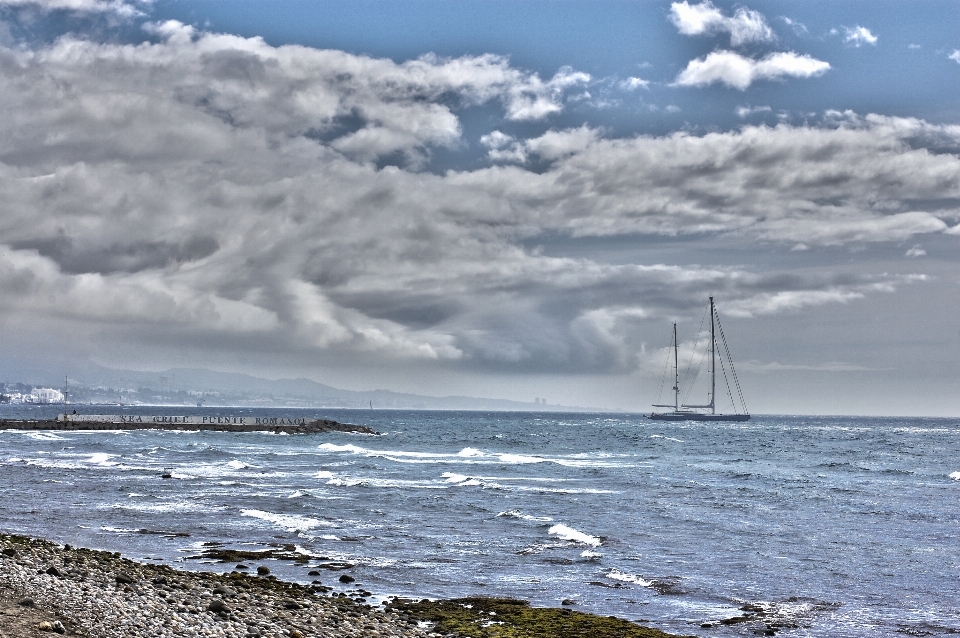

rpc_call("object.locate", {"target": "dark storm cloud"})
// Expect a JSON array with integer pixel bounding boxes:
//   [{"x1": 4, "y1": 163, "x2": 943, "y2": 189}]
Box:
[{"x1": 12, "y1": 235, "x2": 218, "y2": 274}]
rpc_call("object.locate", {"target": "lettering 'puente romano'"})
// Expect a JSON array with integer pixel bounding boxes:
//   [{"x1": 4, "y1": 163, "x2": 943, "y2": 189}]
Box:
[{"x1": 0, "y1": 414, "x2": 379, "y2": 435}]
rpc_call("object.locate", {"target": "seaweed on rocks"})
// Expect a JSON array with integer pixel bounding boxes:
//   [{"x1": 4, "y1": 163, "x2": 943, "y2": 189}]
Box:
[{"x1": 386, "y1": 597, "x2": 693, "y2": 638}]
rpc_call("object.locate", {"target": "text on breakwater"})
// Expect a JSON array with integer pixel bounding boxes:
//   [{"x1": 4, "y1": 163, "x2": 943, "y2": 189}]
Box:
[{"x1": 55, "y1": 414, "x2": 308, "y2": 426}]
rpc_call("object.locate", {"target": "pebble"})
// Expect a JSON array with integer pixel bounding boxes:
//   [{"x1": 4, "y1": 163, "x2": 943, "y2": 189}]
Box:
[{"x1": 0, "y1": 533, "x2": 434, "y2": 638}]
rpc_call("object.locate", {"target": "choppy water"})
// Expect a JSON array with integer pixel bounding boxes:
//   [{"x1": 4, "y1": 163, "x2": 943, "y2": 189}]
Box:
[{"x1": 1, "y1": 405, "x2": 959, "y2": 637}]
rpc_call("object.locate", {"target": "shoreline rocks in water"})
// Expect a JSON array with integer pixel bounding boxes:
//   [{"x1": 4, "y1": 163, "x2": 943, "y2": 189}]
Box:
[
  {"x1": 0, "y1": 533, "x2": 688, "y2": 638},
  {"x1": 0, "y1": 418, "x2": 379, "y2": 435}
]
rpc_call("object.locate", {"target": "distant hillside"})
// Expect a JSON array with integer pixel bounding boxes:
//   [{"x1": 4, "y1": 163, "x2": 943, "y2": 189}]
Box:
[{"x1": 1, "y1": 362, "x2": 605, "y2": 412}]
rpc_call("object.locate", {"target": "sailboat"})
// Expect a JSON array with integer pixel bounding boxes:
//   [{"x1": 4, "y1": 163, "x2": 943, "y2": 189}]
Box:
[{"x1": 649, "y1": 297, "x2": 750, "y2": 422}]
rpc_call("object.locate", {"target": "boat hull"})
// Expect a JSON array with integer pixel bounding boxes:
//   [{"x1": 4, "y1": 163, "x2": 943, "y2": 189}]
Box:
[{"x1": 648, "y1": 413, "x2": 750, "y2": 422}]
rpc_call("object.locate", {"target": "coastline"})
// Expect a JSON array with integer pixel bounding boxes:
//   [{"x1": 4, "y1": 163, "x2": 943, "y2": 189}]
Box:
[
  {"x1": 0, "y1": 533, "x2": 687, "y2": 638},
  {"x1": 0, "y1": 419, "x2": 379, "y2": 436}
]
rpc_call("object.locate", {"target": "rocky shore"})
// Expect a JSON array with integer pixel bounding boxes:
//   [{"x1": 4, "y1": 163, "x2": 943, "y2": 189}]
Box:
[
  {"x1": 0, "y1": 534, "x2": 685, "y2": 638},
  {"x1": 0, "y1": 419, "x2": 379, "y2": 435}
]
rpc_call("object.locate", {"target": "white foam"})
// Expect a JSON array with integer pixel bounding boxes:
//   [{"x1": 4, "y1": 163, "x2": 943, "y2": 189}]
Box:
[
  {"x1": 22, "y1": 432, "x2": 67, "y2": 441},
  {"x1": 240, "y1": 509, "x2": 330, "y2": 531},
  {"x1": 650, "y1": 434, "x2": 685, "y2": 443},
  {"x1": 951, "y1": 471, "x2": 960, "y2": 480},
  {"x1": 101, "y1": 526, "x2": 140, "y2": 533},
  {"x1": 496, "y1": 509, "x2": 553, "y2": 523},
  {"x1": 498, "y1": 454, "x2": 547, "y2": 464},
  {"x1": 226, "y1": 459, "x2": 251, "y2": 470},
  {"x1": 313, "y1": 471, "x2": 334, "y2": 479},
  {"x1": 548, "y1": 524, "x2": 602, "y2": 547},
  {"x1": 607, "y1": 569, "x2": 653, "y2": 587},
  {"x1": 326, "y1": 476, "x2": 447, "y2": 490},
  {"x1": 457, "y1": 448, "x2": 484, "y2": 457},
  {"x1": 580, "y1": 550, "x2": 603, "y2": 559},
  {"x1": 317, "y1": 443, "x2": 366, "y2": 454}
]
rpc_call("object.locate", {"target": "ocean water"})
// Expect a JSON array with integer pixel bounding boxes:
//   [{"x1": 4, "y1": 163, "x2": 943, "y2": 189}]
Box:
[{"x1": 1, "y1": 405, "x2": 959, "y2": 637}]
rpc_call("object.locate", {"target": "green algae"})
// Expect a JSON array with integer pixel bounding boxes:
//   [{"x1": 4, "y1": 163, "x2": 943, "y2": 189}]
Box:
[{"x1": 386, "y1": 597, "x2": 694, "y2": 638}]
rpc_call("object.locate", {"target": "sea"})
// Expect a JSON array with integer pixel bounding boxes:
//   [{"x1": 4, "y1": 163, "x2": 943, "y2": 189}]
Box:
[{"x1": 1, "y1": 405, "x2": 958, "y2": 637}]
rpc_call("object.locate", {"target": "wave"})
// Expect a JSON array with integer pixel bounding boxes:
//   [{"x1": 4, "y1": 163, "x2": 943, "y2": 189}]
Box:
[
  {"x1": 105, "y1": 501, "x2": 227, "y2": 513},
  {"x1": 950, "y1": 471, "x2": 960, "y2": 481},
  {"x1": 607, "y1": 569, "x2": 654, "y2": 587},
  {"x1": 650, "y1": 434, "x2": 685, "y2": 443},
  {"x1": 325, "y1": 476, "x2": 447, "y2": 490},
  {"x1": 20, "y1": 432, "x2": 69, "y2": 441},
  {"x1": 548, "y1": 524, "x2": 602, "y2": 547},
  {"x1": 240, "y1": 509, "x2": 332, "y2": 531},
  {"x1": 314, "y1": 443, "x2": 628, "y2": 468},
  {"x1": 496, "y1": 510, "x2": 554, "y2": 523}
]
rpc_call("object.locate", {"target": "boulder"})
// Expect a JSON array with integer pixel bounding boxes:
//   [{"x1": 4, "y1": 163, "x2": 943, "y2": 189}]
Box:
[
  {"x1": 115, "y1": 571, "x2": 136, "y2": 584},
  {"x1": 207, "y1": 599, "x2": 229, "y2": 613}
]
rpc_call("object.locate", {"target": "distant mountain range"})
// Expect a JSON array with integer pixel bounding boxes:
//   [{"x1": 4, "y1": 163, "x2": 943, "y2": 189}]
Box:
[{"x1": 1, "y1": 361, "x2": 604, "y2": 412}]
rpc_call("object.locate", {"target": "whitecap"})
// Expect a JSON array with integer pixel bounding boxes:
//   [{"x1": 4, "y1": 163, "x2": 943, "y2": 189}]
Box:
[
  {"x1": 457, "y1": 448, "x2": 485, "y2": 457},
  {"x1": 950, "y1": 471, "x2": 960, "y2": 480},
  {"x1": 226, "y1": 460, "x2": 250, "y2": 470},
  {"x1": 498, "y1": 454, "x2": 547, "y2": 464},
  {"x1": 314, "y1": 470, "x2": 334, "y2": 479},
  {"x1": 496, "y1": 510, "x2": 553, "y2": 523},
  {"x1": 580, "y1": 550, "x2": 603, "y2": 559},
  {"x1": 607, "y1": 569, "x2": 653, "y2": 587},
  {"x1": 108, "y1": 502, "x2": 226, "y2": 513},
  {"x1": 548, "y1": 523, "x2": 602, "y2": 547},
  {"x1": 100, "y1": 526, "x2": 139, "y2": 534},
  {"x1": 317, "y1": 443, "x2": 367, "y2": 454},
  {"x1": 22, "y1": 432, "x2": 67, "y2": 441},
  {"x1": 240, "y1": 509, "x2": 330, "y2": 531}
]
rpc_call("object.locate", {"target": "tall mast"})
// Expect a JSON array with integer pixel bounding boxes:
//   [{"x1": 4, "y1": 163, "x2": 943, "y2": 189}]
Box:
[
  {"x1": 709, "y1": 297, "x2": 715, "y2": 415},
  {"x1": 673, "y1": 323, "x2": 679, "y2": 412}
]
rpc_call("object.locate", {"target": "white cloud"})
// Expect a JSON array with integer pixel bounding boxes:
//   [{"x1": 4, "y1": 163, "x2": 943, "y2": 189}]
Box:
[
  {"x1": 843, "y1": 26, "x2": 878, "y2": 47},
  {"x1": 480, "y1": 130, "x2": 526, "y2": 162},
  {"x1": 737, "y1": 360, "x2": 885, "y2": 373},
  {"x1": 779, "y1": 16, "x2": 808, "y2": 35},
  {"x1": 950, "y1": 50, "x2": 960, "y2": 64},
  {"x1": 674, "y1": 50, "x2": 830, "y2": 89},
  {"x1": 669, "y1": 1, "x2": 774, "y2": 46},
  {"x1": 0, "y1": 0, "x2": 144, "y2": 17},
  {"x1": 0, "y1": 24, "x2": 958, "y2": 375},
  {"x1": 904, "y1": 245, "x2": 926, "y2": 258},
  {"x1": 620, "y1": 77, "x2": 650, "y2": 91},
  {"x1": 736, "y1": 104, "x2": 771, "y2": 118}
]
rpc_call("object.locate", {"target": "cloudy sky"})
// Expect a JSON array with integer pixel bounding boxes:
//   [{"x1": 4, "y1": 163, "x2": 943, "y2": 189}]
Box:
[{"x1": 1, "y1": 0, "x2": 958, "y2": 415}]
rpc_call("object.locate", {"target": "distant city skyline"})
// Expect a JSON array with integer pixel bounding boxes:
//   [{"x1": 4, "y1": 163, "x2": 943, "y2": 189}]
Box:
[{"x1": 0, "y1": 0, "x2": 958, "y2": 415}]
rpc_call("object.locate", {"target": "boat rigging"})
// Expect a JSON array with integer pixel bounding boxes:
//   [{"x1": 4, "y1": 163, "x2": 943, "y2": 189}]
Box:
[{"x1": 649, "y1": 297, "x2": 749, "y2": 422}]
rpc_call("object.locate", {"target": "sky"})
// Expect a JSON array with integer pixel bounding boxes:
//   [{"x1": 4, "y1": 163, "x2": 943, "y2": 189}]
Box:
[{"x1": 0, "y1": 0, "x2": 959, "y2": 415}]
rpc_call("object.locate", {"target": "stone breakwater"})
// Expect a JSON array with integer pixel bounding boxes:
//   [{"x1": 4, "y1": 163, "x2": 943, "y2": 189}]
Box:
[
  {"x1": 0, "y1": 534, "x2": 429, "y2": 638},
  {"x1": 0, "y1": 419, "x2": 379, "y2": 435}
]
